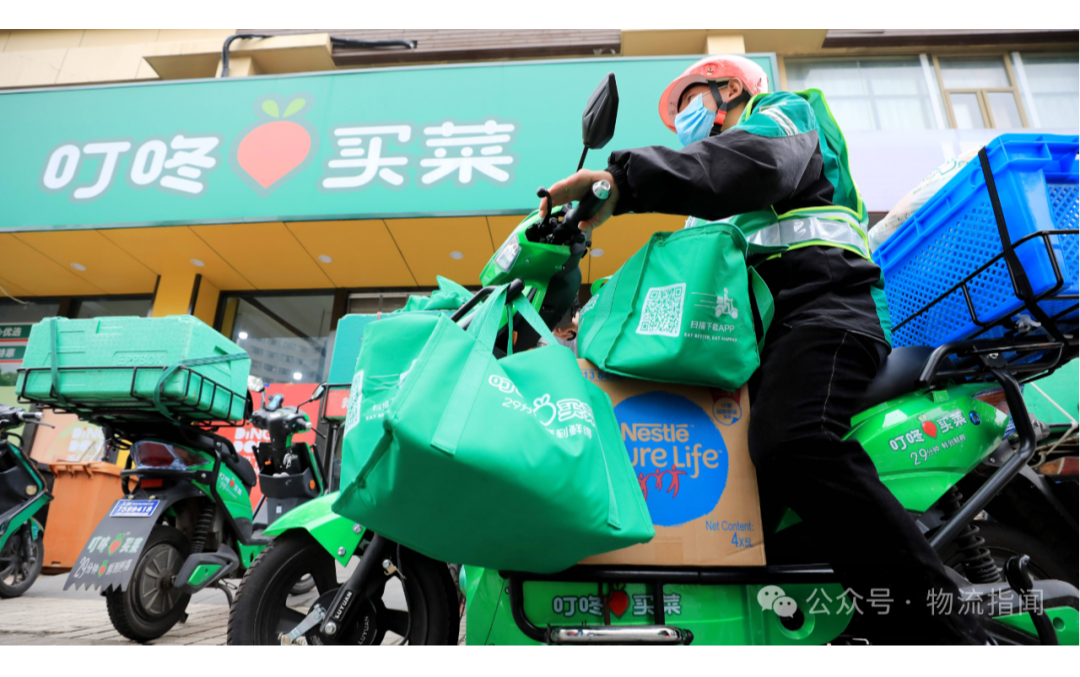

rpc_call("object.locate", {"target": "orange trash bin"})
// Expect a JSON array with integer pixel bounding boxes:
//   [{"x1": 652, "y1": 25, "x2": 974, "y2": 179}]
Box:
[{"x1": 41, "y1": 462, "x2": 124, "y2": 574}]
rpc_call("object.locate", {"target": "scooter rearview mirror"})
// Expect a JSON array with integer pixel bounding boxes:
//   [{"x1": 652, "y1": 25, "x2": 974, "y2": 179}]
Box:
[
  {"x1": 581, "y1": 73, "x2": 619, "y2": 151},
  {"x1": 305, "y1": 383, "x2": 326, "y2": 405}
]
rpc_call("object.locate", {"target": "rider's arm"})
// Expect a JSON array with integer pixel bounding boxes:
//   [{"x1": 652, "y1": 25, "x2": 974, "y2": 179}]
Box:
[{"x1": 606, "y1": 92, "x2": 824, "y2": 221}]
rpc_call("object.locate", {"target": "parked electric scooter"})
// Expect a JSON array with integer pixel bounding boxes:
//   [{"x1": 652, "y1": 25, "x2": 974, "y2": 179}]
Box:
[
  {"x1": 234, "y1": 74, "x2": 1079, "y2": 645},
  {"x1": 49, "y1": 378, "x2": 324, "y2": 642},
  {"x1": 0, "y1": 404, "x2": 51, "y2": 598}
]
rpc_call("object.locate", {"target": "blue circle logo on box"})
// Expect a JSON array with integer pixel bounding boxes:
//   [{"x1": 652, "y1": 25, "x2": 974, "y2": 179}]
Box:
[
  {"x1": 615, "y1": 391, "x2": 729, "y2": 527},
  {"x1": 712, "y1": 397, "x2": 741, "y2": 426}
]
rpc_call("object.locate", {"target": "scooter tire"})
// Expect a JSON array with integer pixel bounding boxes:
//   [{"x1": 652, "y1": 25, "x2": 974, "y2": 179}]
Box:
[
  {"x1": 228, "y1": 531, "x2": 460, "y2": 645},
  {"x1": 105, "y1": 525, "x2": 192, "y2": 643},
  {"x1": 0, "y1": 523, "x2": 44, "y2": 599}
]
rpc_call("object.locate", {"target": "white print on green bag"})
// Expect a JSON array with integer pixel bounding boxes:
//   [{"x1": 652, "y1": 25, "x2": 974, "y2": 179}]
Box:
[
  {"x1": 636, "y1": 283, "x2": 685, "y2": 338},
  {"x1": 692, "y1": 289, "x2": 738, "y2": 319},
  {"x1": 487, "y1": 377, "x2": 597, "y2": 439},
  {"x1": 342, "y1": 370, "x2": 364, "y2": 435}
]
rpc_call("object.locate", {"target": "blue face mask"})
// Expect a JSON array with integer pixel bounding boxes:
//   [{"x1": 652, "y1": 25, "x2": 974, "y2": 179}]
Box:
[{"x1": 674, "y1": 94, "x2": 717, "y2": 147}]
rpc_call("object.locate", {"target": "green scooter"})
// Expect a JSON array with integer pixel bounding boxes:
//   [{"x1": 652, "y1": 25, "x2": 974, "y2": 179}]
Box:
[
  {"x1": 54, "y1": 378, "x2": 326, "y2": 642},
  {"x1": 0, "y1": 404, "x2": 51, "y2": 598},
  {"x1": 235, "y1": 74, "x2": 1078, "y2": 646}
]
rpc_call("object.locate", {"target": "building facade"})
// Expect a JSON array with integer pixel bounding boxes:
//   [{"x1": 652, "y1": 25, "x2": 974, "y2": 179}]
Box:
[{"x1": 1, "y1": 29, "x2": 1077, "y2": 391}]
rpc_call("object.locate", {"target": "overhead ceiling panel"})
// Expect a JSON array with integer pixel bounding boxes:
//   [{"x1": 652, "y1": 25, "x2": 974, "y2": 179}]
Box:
[
  {"x1": 99, "y1": 226, "x2": 255, "y2": 291},
  {"x1": 12, "y1": 230, "x2": 158, "y2": 295},
  {"x1": 0, "y1": 275, "x2": 32, "y2": 300},
  {"x1": 189, "y1": 222, "x2": 335, "y2": 290},
  {"x1": 286, "y1": 220, "x2": 417, "y2": 288},
  {"x1": 385, "y1": 216, "x2": 495, "y2": 286},
  {"x1": 0, "y1": 234, "x2": 103, "y2": 296}
]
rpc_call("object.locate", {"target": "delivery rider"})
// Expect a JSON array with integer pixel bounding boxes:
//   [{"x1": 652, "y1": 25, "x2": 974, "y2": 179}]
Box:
[{"x1": 541, "y1": 55, "x2": 988, "y2": 645}]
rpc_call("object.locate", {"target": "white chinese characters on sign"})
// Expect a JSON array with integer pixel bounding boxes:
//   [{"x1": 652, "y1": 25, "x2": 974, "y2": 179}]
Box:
[
  {"x1": 40, "y1": 134, "x2": 222, "y2": 202},
  {"x1": 419, "y1": 120, "x2": 517, "y2": 187},
  {"x1": 131, "y1": 135, "x2": 222, "y2": 195},
  {"x1": 321, "y1": 125, "x2": 412, "y2": 191}
]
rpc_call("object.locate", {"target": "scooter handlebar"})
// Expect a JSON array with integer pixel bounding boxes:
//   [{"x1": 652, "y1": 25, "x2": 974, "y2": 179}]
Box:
[{"x1": 553, "y1": 180, "x2": 610, "y2": 241}]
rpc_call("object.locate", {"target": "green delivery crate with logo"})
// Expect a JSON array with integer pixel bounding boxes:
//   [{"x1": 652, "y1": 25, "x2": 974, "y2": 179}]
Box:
[{"x1": 16, "y1": 316, "x2": 250, "y2": 422}]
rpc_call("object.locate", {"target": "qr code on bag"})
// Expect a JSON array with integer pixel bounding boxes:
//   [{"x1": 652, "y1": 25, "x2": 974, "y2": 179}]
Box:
[{"x1": 636, "y1": 283, "x2": 686, "y2": 337}]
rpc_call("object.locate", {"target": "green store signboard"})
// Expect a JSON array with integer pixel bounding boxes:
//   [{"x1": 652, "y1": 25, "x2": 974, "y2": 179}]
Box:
[{"x1": 0, "y1": 55, "x2": 776, "y2": 232}]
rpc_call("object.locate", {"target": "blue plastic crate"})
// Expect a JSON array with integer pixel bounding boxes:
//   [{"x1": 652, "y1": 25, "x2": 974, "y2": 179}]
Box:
[{"x1": 874, "y1": 134, "x2": 1079, "y2": 348}]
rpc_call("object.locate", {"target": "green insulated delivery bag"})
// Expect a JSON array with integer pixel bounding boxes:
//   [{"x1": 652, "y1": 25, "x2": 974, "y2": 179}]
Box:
[
  {"x1": 16, "y1": 316, "x2": 250, "y2": 422},
  {"x1": 334, "y1": 284, "x2": 654, "y2": 574},
  {"x1": 578, "y1": 223, "x2": 773, "y2": 390}
]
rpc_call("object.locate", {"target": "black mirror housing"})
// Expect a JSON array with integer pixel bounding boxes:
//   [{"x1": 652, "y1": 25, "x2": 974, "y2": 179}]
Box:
[{"x1": 581, "y1": 73, "x2": 619, "y2": 150}]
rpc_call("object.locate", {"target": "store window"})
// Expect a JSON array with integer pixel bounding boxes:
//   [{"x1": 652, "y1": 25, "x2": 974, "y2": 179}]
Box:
[
  {"x1": 220, "y1": 293, "x2": 335, "y2": 385},
  {"x1": 71, "y1": 297, "x2": 153, "y2": 319},
  {"x1": 934, "y1": 56, "x2": 1026, "y2": 130},
  {"x1": 784, "y1": 57, "x2": 940, "y2": 131},
  {"x1": 347, "y1": 292, "x2": 416, "y2": 315},
  {"x1": 0, "y1": 299, "x2": 62, "y2": 325},
  {"x1": 1016, "y1": 53, "x2": 1079, "y2": 129}
]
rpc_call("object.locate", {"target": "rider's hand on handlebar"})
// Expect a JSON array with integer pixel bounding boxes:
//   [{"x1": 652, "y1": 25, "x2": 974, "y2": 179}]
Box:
[{"x1": 540, "y1": 169, "x2": 619, "y2": 231}]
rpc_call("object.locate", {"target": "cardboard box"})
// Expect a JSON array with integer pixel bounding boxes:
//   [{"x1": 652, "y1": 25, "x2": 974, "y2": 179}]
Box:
[{"x1": 578, "y1": 360, "x2": 765, "y2": 567}]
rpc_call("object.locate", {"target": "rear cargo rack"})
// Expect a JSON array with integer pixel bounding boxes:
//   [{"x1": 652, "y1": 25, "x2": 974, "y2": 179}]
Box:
[
  {"x1": 16, "y1": 364, "x2": 252, "y2": 427},
  {"x1": 894, "y1": 228, "x2": 1078, "y2": 347}
]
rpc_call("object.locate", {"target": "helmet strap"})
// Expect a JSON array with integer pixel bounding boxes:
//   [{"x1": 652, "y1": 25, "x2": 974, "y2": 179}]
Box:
[{"x1": 708, "y1": 80, "x2": 751, "y2": 127}]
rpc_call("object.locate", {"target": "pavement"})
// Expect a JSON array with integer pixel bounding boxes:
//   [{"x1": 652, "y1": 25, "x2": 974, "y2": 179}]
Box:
[{"x1": 0, "y1": 571, "x2": 466, "y2": 645}]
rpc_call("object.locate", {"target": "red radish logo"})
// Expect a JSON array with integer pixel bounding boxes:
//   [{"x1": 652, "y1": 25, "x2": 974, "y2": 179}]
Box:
[
  {"x1": 230, "y1": 94, "x2": 318, "y2": 197},
  {"x1": 922, "y1": 420, "x2": 938, "y2": 438},
  {"x1": 608, "y1": 590, "x2": 630, "y2": 618}
]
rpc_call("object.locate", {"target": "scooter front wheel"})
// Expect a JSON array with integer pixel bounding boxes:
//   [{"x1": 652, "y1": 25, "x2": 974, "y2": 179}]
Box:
[
  {"x1": 0, "y1": 523, "x2": 44, "y2": 599},
  {"x1": 105, "y1": 524, "x2": 192, "y2": 643},
  {"x1": 227, "y1": 531, "x2": 459, "y2": 645}
]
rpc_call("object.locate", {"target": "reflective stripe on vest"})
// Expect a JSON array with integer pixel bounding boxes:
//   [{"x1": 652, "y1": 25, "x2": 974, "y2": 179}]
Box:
[{"x1": 745, "y1": 216, "x2": 868, "y2": 257}]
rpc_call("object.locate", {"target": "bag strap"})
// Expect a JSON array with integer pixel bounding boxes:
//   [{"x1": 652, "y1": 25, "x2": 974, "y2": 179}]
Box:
[
  {"x1": 48, "y1": 318, "x2": 69, "y2": 407},
  {"x1": 152, "y1": 352, "x2": 248, "y2": 420},
  {"x1": 431, "y1": 285, "x2": 510, "y2": 455},
  {"x1": 509, "y1": 293, "x2": 559, "y2": 347},
  {"x1": 747, "y1": 268, "x2": 774, "y2": 352},
  {"x1": 431, "y1": 285, "x2": 567, "y2": 455}
]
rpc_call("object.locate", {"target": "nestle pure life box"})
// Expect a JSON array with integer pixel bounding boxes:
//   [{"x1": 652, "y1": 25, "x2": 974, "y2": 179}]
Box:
[{"x1": 578, "y1": 360, "x2": 765, "y2": 567}]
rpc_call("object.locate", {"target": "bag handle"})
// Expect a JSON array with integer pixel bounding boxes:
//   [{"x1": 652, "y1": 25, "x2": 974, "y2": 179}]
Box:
[
  {"x1": 431, "y1": 285, "x2": 511, "y2": 455},
  {"x1": 431, "y1": 285, "x2": 568, "y2": 455},
  {"x1": 747, "y1": 268, "x2": 774, "y2": 352}
]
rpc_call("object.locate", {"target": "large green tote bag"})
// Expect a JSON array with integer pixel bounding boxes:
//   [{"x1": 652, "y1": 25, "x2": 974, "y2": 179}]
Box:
[
  {"x1": 334, "y1": 284, "x2": 654, "y2": 574},
  {"x1": 578, "y1": 222, "x2": 774, "y2": 390}
]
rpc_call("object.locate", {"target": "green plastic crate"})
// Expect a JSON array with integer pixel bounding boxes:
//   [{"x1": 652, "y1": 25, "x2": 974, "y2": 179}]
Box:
[{"x1": 16, "y1": 315, "x2": 250, "y2": 422}]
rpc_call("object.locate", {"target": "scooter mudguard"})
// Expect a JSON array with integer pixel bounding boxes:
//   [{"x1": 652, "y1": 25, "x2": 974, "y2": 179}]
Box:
[
  {"x1": 64, "y1": 483, "x2": 203, "y2": 592},
  {"x1": 174, "y1": 544, "x2": 240, "y2": 595},
  {"x1": 262, "y1": 491, "x2": 364, "y2": 566}
]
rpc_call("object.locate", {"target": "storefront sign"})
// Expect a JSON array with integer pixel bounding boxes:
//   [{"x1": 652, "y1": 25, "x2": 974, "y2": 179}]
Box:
[
  {"x1": 0, "y1": 56, "x2": 776, "y2": 232},
  {"x1": 0, "y1": 323, "x2": 31, "y2": 389}
]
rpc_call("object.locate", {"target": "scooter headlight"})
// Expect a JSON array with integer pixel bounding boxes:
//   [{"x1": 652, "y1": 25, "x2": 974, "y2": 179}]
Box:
[{"x1": 130, "y1": 441, "x2": 206, "y2": 471}]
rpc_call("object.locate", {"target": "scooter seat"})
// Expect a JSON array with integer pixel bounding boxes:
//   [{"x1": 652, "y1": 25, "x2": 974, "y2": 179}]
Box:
[
  {"x1": 224, "y1": 452, "x2": 258, "y2": 489},
  {"x1": 854, "y1": 346, "x2": 935, "y2": 412}
]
